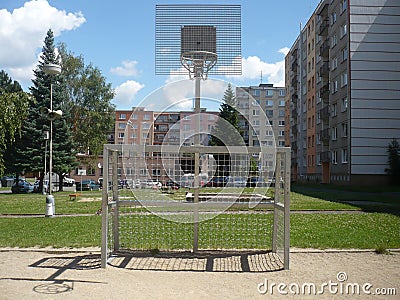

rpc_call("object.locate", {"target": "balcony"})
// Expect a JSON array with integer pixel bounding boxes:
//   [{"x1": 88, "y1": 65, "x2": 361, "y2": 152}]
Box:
[
  {"x1": 320, "y1": 41, "x2": 329, "y2": 57},
  {"x1": 291, "y1": 94, "x2": 298, "y2": 104},
  {"x1": 321, "y1": 128, "x2": 330, "y2": 141},
  {"x1": 319, "y1": 61, "x2": 329, "y2": 78},
  {"x1": 291, "y1": 60, "x2": 298, "y2": 72},
  {"x1": 320, "y1": 105, "x2": 330, "y2": 120},
  {"x1": 320, "y1": 83, "x2": 330, "y2": 100},
  {"x1": 321, "y1": 151, "x2": 331, "y2": 163},
  {"x1": 291, "y1": 124, "x2": 298, "y2": 133},
  {"x1": 319, "y1": 20, "x2": 329, "y2": 36}
]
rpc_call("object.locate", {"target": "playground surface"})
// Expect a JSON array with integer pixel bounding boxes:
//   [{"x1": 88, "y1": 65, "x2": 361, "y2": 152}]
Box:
[{"x1": 0, "y1": 247, "x2": 399, "y2": 299}]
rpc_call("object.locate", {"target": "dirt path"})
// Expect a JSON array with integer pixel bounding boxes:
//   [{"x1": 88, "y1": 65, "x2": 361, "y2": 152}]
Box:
[{"x1": 0, "y1": 248, "x2": 399, "y2": 299}]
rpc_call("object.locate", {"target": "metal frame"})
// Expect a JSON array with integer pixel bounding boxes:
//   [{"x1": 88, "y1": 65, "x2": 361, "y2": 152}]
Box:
[{"x1": 101, "y1": 145, "x2": 290, "y2": 269}]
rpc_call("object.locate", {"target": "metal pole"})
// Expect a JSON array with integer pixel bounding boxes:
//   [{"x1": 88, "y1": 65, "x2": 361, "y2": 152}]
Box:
[
  {"x1": 101, "y1": 147, "x2": 109, "y2": 268},
  {"x1": 49, "y1": 82, "x2": 53, "y2": 196},
  {"x1": 193, "y1": 67, "x2": 201, "y2": 253},
  {"x1": 43, "y1": 139, "x2": 47, "y2": 194}
]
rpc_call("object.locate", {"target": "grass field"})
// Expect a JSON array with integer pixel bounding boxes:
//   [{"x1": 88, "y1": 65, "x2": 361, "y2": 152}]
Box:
[{"x1": 0, "y1": 185, "x2": 399, "y2": 250}]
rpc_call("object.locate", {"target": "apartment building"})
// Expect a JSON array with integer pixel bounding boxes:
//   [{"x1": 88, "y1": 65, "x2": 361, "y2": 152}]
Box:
[
  {"x1": 236, "y1": 84, "x2": 286, "y2": 148},
  {"x1": 286, "y1": 0, "x2": 400, "y2": 185}
]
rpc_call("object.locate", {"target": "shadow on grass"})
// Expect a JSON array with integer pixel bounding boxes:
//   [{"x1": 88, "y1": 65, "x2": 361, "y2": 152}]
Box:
[{"x1": 292, "y1": 183, "x2": 400, "y2": 216}]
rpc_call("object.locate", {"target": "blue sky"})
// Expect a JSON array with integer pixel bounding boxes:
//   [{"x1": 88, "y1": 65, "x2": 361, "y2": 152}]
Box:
[{"x1": 1, "y1": 0, "x2": 321, "y2": 110}]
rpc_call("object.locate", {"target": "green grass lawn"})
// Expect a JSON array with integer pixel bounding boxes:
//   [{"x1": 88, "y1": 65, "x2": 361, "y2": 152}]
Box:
[
  {"x1": 0, "y1": 186, "x2": 399, "y2": 250},
  {"x1": 0, "y1": 213, "x2": 398, "y2": 250}
]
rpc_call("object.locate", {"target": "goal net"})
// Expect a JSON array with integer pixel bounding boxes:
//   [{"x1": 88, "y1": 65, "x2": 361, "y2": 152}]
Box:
[{"x1": 101, "y1": 144, "x2": 290, "y2": 269}]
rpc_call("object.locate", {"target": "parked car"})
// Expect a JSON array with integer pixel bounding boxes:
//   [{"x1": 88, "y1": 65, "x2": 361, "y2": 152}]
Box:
[
  {"x1": 33, "y1": 180, "x2": 48, "y2": 193},
  {"x1": 246, "y1": 176, "x2": 266, "y2": 187},
  {"x1": 165, "y1": 180, "x2": 180, "y2": 190},
  {"x1": 225, "y1": 176, "x2": 247, "y2": 187},
  {"x1": 205, "y1": 176, "x2": 227, "y2": 187},
  {"x1": 140, "y1": 179, "x2": 162, "y2": 189},
  {"x1": 11, "y1": 180, "x2": 34, "y2": 194},
  {"x1": 76, "y1": 180, "x2": 101, "y2": 191},
  {"x1": 63, "y1": 177, "x2": 75, "y2": 186},
  {"x1": 1, "y1": 175, "x2": 15, "y2": 187}
]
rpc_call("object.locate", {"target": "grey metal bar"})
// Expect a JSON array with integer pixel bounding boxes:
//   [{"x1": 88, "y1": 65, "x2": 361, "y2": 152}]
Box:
[
  {"x1": 112, "y1": 150, "x2": 120, "y2": 252},
  {"x1": 283, "y1": 148, "x2": 291, "y2": 270},
  {"x1": 101, "y1": 147, "x2": 109, "y2": 268}
]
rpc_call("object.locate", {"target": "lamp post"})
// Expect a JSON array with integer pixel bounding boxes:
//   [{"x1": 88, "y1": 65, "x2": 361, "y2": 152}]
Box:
[
  {"x1": 42, "y1": 63, "x2": 61, "y2": 217},
  {"x1": 43, "y1": 130, "x2": 49, "y2": 194}
]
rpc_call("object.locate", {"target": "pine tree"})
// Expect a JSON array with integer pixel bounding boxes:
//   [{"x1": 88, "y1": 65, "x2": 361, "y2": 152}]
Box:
[
  {"x1": 15, "y1": 29, "x2": 76, "y2": 191},
  {"x1": 209, "y1": 83, "x2": 244, "y2": 178},
  {"x1": 209, "y1": 83, "x2": 241, "y2": 146}
]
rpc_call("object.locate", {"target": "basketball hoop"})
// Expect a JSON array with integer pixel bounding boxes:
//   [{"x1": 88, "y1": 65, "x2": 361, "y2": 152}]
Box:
[{"x1": 181, "y1": 51, "x2": 218, "y2": 79}]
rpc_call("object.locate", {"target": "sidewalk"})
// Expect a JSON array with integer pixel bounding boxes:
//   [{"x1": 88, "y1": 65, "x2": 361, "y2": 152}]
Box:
[{"x1": 1, "y1": 248, "x2": 399, "y2": 299}]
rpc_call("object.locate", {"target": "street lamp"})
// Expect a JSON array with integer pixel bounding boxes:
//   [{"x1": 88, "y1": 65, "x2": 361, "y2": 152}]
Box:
[{"x1": 42, "y1": 63, "x2": 62, "y2": 217}]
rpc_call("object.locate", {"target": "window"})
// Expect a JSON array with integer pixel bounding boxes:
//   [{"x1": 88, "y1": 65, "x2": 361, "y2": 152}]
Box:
[
  {"x1": 278, "y1": 141, "x2": 285, "y2": 147},
  {"x1": 330, "y1": 12, "x2": 337, "y2": 25},
  {"x1": 266, "y1": 90, "x2": 273, "y2": 97},
  {"x1": 118, "y1": 123, "x2": 126, "y2": 129},
  {"x1": 331, "y1": 34, "x2": 338, "y2": 48},
  {"x1": 332, "y1": 150, "x2": 338, "y2": 164},
  {"x1": 341, "y1": 149, "x2": 348, "y2": 163},
  {"x1": 143, "y1": 114, "x2": 150, "y2": 120},
  {"x1": 152, "y1": 169, "x2": 161, "y2": 176},
  {"x1": 279, "y1": 120, "x2": 285, "y2": 126},
  {"x1": 342, "y1": 122, "x2": 348, "y2": 137},
  {"x1": 341, "y1": 97, "x2": 348, "y2": 112},
  {"x1": 142, "y1": 122, "x2": 150, "y2": 129},
  {"x1": 340, "y1": 24, "x2": 347, "y2": 38},
  {"x1": 142, "y1": 133, "x2": 148, "y2": 139},
  {"x1": 253, "y1": 120, "x2": 260, "y2": 126},
  {"x1": 119, "y1": 113, "x2": 126, "y2": 120},
  {"x1": 341, "y1": 72, "x2": 348, "y2": 87},
  {"x1": 317, "y1": 153, "x2": 321, "y2": 165},
  {"x1": 183, "y1": 124, "x2": 190, "y2": 131},
  {"x1": 131, "y1": 133, "x2": 137, "y2": 138},
  {"x1": 340, "y1": 0, "x2": 347, "y2": 14},
  {"x1": 331, "y1": 56, "x2": 338, "y2": 70},
  {"x1": 131, "y1": 123, "x2": 138, "y2": 129},
  {"x1": 266, "y1": 110, "x2": 273, "y2": 118},
  {"x1": 317, "y1": 111, "x2": 321, "y2": 124},
  {"x1": 341, "y1": 47, "x2": 348, "y2": 62},
  {"x1": 252, "y1": 130, "x2": 260, "y2": 137},
  {"x1": 279, "y1": 131, "x2": 285, "y2": 137},
  {"x1": 332, "y1": 79, "x2": 338, "y2": 94},
  {"x1": 331, "y1": 127, "x2": 337, "y2": 140},
  {"x1": 267, "y1": 120, "x2": 273, "y2": 126},
  {"x1": 279, "y1": 110, "x2": 285, "y2": 117},
  {"x1": 253, "y1": 89, "x2": 260, "y2": 96},
  {"x1": 266, "y1": 130, "x2": 273, "y2": 136},
  {"x1": 317, "y1": 133, "x2": 321, "y2": 145},
  {"x1": 131, "y1": 114, "x2": 137, "y2": 120},
  {"x1": 279, "y1": 100, "x2": 285, "y2": 107},
  {"x1": 332, "y1": 103, "x2": 338, "y2": 117},
  {"x1": 266, "y1": 100, "x2": 274, "y2": 107},
  {"x1": 253, "y1": 109, "x2": 260, "y2": 116},
  {"x1": 279, "y1": 89, "x2": 285, "y2": 96},
  {"x1": 118, "y1": 132, "x2": 125, "y2": 139}
]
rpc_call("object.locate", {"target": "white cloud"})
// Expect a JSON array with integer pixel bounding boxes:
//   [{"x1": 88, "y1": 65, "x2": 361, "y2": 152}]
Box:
[
  {"x1": 110, "y1": 60, "x2": 140, "y2": 76},
  {"x1": 226, "y1": 49, "x2": 288, "y2": 87},
  {"x1": 114, "y1": 80, "x2": 145, "y2": 107},
  {"x1": 0, "y1": 0, "x2": 85, "y2": 86}
]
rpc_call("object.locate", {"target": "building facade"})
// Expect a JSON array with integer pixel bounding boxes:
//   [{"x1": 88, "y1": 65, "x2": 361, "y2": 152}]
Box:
[
  {"x1": 236, "y1": 84, "x2": 286, "y2": 148},
  {"x1": 286, "y1": 0, "x2": 400, "y2": 185}
]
